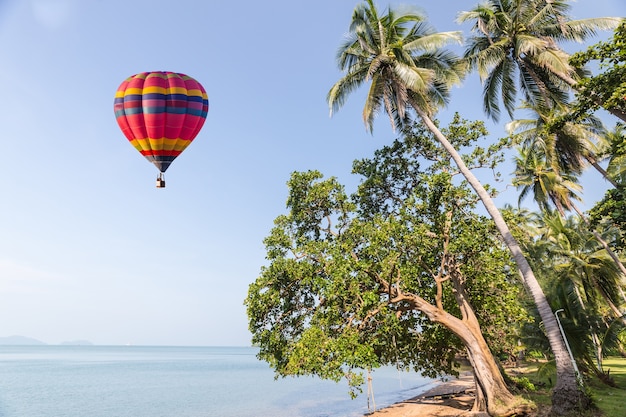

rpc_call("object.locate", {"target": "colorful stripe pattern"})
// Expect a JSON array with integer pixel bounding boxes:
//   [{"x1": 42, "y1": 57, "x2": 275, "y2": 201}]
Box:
[{"x1": 114, "y1": 72, "x2": 209, "y2": 173}]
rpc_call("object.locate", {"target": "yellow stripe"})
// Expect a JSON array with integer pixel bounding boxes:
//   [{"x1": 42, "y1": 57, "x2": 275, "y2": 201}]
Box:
[
  {"x1": 186, "y1": 89, "x2": 206, "y2": 97},
  {"x1": 148, "y1": 138, "x2": 164, "y2": 150},
  {"x1": 123, "y1": 87, "x2": 145, "y2": 95},
  {"x1": 130, "y1": 138, "x2": 151, "y2": 152},
  {"x1": 123, "y1": 86, "x2": 191, "y2": 95},
  {"x1": 129, "y1": 138, "x2": 192, "y2": 152},
  {"x1": 173, "y1": 139, "x2": 192, "y2": 152},
  {"x1": 167, "y1": 87, "x2": 189, "y2": 94},
  {"x1": 141, "y1": 86, "x2": 166, "y2": 94},
  {"x1": 129, "y1": 141, "x2": 144, "y2": 152}
]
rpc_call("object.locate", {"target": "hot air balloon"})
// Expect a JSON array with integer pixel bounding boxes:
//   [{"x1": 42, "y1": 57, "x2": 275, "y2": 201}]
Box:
[{"x1": 114, "y1": 71, "x2": 209, "y2": 187}]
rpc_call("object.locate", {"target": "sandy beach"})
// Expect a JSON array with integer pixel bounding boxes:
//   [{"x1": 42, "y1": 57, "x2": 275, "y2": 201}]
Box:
[{"x1": 364, "y1": 372, "x2": 477, "y2": 417}]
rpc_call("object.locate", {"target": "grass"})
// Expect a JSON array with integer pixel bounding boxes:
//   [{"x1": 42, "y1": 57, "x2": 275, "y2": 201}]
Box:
[
  {"x1": 505, "y1": 357, "x2": 626, "y2": 416},
  {"x1": 586, "y1": 357, "x2": 626, "y2": 416}
]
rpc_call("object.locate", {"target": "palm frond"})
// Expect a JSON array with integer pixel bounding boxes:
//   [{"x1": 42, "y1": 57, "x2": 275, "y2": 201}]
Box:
[
  {"x1": 460, "y1": 0, "x2": 619, "y2": 123},
  {"x1": 392, "y1": 61, "x2": 432, "y2": 95},
  {"x1": 327, "y1": 65, "x2": 370, "y2": 116},
  {"x1": 404, "y1": 31, "x2": 463, "y2": 53},
  {"x1": 481, "y1": 60, "x2": 504, "y2": 121},
  {"x1": 532, "y1": 48, "x2": 574, "y2": 80},
  {"x1": 471, "y1": 39, "x2": 509, "y2": 79},
  {"x1": 363, "y1": 74, "x2": 386, "y2": 131},
  {"x1": 329, "y1": 0, "x2": 465, "y2": 129},
  {"x1": 550, "y1": 18, "x2": 624, "y2": 42},
  {"x1": 515, "y1": 34, "x2": 548, "y2": 60}
]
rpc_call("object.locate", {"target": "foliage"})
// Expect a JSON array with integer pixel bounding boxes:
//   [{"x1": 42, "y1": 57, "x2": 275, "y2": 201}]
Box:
[
  {"x1": 518, "y1": 356, "x2": 626, "y2": 416},
  {"x1": 510, "y1": 375, "x2": 537, "y2": 392},
  {"x1": 599, "y1": 123, "x2": 626, "y2": 185},
  {"x1": 507, "y1": 102, "x2": 608, "y2": 181},
  {"x1": 507, "y1": 207, "x2": 626, "y2": 383},
  {"x1": 327, "y1": 0, "x2": 465, "y2": 132},
  {"x1": 587, "y1": 124, "x2": 626, "y2": 250},
  {"x1": 589, "y1": 187, "x2": 626, "y2": 250},
  {"x1": 570, "y1": 22, "x2": 626, "y2": 120},
  {"x1": 327, "y1": 1, "x2": 592, "y2": 412},
  {"x1": 513, "y1": 144, "x2": 583, "y2": 216},
  {"x1": 459, "y1": 0, "x2": 621, "y2": 121},
  {"x1": 245, "y1": 119, "x2": 528, "y2": 396}
]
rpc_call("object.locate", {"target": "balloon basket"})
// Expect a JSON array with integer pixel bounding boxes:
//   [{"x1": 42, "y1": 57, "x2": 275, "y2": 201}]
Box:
[{"x1": 156, "y1": 173, "x2": 165, "y2": 188}]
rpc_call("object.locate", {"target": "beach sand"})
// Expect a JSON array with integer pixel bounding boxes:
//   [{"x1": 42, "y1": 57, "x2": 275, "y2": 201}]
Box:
[{"x1": 364, "y1": 372, "x2": 477, "y2": 417}]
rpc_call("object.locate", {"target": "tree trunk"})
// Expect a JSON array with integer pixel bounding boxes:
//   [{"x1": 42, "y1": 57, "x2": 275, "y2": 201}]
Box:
[
  {"x1": 414, "y1": 107, "x2": 588, "y2": 414},
  {"x1": 413, "y1": 297, "x2": 526, "y2": 416},
  {"x1": 471, "y1": 366, "x2": 487, "y2": 412},
  {"x1": 448, "y1": 255, "x2": 533, "y2": 416},
  {"x1": 586, "y1": 156, "x2": 619, "y2": 188}
]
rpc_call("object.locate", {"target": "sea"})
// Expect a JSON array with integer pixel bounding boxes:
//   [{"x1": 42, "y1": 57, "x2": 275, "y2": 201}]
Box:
[{"x1": 0, "y1": 345, "x2": 436, "y2": 417}]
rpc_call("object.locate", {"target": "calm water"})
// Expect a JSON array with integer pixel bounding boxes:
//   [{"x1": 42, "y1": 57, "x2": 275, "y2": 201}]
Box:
[{"x1": 0, "y1": 346, "x2": 434, "y2": 417}]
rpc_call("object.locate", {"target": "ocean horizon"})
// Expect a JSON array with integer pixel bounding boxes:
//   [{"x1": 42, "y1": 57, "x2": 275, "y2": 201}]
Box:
[{"x1": 0, "y1": 345, "x2": 435, "y2": 417}]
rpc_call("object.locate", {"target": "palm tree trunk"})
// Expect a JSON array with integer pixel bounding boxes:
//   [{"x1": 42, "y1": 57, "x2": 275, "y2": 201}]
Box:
[
  {"x1": 413, "y1": 106, "x2": 586, "y2": 413},
  {"x1": 585, "y1": 156, "x2": 619, "y2": 188}
]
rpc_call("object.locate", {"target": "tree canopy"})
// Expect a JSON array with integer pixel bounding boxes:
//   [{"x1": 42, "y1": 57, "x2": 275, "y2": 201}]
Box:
[
  {"x1": 570, "y1": 22, "x2": 626, "y2": 121},
  {"x1": 246, "y1": 119, "x2": 530, "y2": 413}
]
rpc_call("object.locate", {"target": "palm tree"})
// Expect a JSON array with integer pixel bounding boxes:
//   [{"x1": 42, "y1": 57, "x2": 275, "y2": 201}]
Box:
[
  {"x1": 513, "y1": 145, "x2": 583, "y2": 216},
  {"x1": 536, "y1": 213, "x2": 625, "y2": 376},
  {"x1": 507, "y1": 103, "x2": 619, "y2": 187},
  {"x1": 328, "y1": 1, "x2": 585, "y2": 413},
  {"x1": 459, "y1": 0, "x2": 624, "y2": 122},
  {"x1": 550, "y1": 217, "x2": 625, "y2": 322},
  {"x1": 513, "y1": 142, "x2": 626, "y2": 287}
]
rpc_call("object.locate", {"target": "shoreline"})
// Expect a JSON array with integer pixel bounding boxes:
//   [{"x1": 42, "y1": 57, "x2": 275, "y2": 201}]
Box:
[{"x1": 364, "y1": 372, "x2": 475, "y2": 416}]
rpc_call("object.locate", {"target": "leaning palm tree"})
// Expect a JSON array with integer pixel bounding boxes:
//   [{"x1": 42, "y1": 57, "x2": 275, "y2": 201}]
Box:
[
  {"x1": 328, "y1": 1, "x2": 585, "y2": 414},
  {"x1": 459, "y1": 0, "x2": 624, "y2": 122}
]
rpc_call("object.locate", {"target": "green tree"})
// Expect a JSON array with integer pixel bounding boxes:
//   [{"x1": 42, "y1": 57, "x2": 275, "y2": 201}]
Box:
[
  {"x1": 327, "y1": 1, "x2": 584, "y2": 412},
  {"x1": 523, "y1": 212, "x2": 625, "y2": 381},
  {"x1": 589, "y1": 188, "x2": 626, "y2": 253},
  {"x1": 570, "y1": 22, "x2": 626, "y2": 122},
  {"x1": 588, "y1": 125, "x2": 626, "y2": 255},
  {"x1": 246, "y1": 123, "x2": 533, "y2": 415},
  {"x1": 510, "y1": 129, "x2": 626, "y2": 377},
  {"x1": 459, "y1": 0, "x2": 623, "y2": 122}
]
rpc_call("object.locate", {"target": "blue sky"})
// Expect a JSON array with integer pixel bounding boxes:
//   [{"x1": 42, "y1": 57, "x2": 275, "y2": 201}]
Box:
[{"x1": 0, "y1": 0, "x2": 623, "y2": 346}]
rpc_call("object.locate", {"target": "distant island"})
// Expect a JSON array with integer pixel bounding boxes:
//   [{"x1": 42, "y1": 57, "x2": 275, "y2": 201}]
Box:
[
  {"x1": 0, "y1": 335, "x2": 46, "y2": 345},
  {"x1": 0, "y1": 335, "x2": 93, "y2": 346}
]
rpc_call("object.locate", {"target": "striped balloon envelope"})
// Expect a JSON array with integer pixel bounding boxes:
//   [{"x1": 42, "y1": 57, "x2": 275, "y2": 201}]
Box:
[{"x1": 113, "y1": 71, "x2": 209, "y2": 187}]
